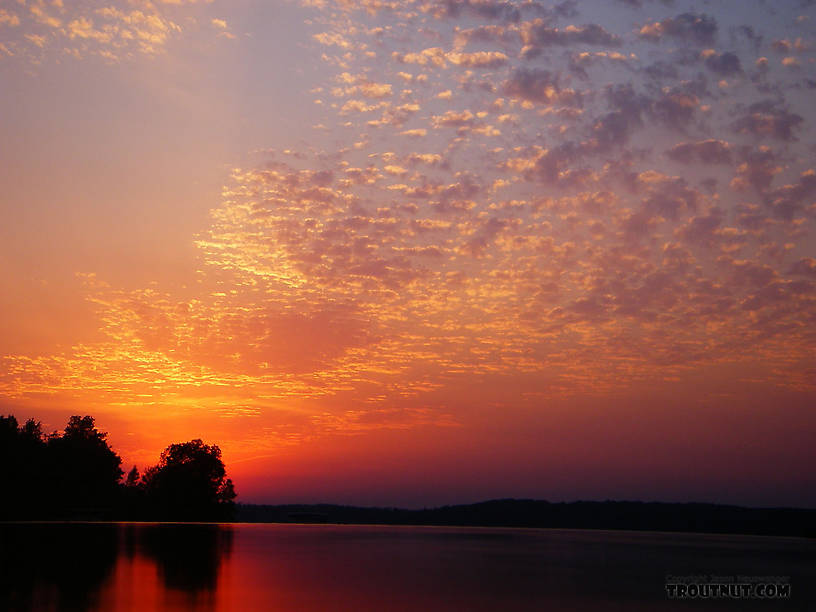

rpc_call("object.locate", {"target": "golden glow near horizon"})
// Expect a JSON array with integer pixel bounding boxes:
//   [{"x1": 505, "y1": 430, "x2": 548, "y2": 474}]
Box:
[{"x1": 1, "y1": 0, "x2": 815, "y2": 506}]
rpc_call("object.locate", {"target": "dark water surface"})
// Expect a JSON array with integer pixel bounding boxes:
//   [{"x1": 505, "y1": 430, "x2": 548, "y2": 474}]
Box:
[{"x1": 1, "y1": 522, "x2": 814, "y2": 611}]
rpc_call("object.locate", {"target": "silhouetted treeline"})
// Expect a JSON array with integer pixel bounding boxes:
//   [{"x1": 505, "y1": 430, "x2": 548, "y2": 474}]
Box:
[
  {"x1": 236, "y1": 499, "x2": 816, "y2": 538},
  {"x1": 0, "y1": 415, "x2": 236, "y2": 522},
  {"x1": 129, "y1": 439, "x2": 237, "y2": 522}
]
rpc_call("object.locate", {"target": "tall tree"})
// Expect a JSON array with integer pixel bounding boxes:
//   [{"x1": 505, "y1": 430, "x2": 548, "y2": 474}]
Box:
[
  {"x1": 0, "y1": 416, "x2": 48, "y2": 518},
  {"x1": 142, "y1": 439, "x2": 236, "y2": 521},
  {"x1": 47, "y1": 416, "x2": 123, "y2": 517}
]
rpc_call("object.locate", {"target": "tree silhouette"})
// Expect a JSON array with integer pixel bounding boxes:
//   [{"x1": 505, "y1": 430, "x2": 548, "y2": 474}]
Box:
[
  {"x1": 2, "y1": 414, "x2": 238, "y2": 521},
  {"x1": 142, "y1": 439, "x2": 236, "y2": 521},
  {"x1": 47, "y1": 416, "x2": 123, "y2": 517},
  {"x1": 0, "y1": 416, "x2": 48, "y2": 518}
]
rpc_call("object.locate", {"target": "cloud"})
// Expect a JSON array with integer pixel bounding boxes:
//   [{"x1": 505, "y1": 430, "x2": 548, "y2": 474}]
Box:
[
  {"x1": 652, "y1": 88, "x2": 700, "y2": 128},
  {"x1": 452, "y1": 24, "x2": 518, "y2": 50},
  {"x1": 569, "y1": 50, "x2": 634, "y2": 77},
  {"x1": 771, "y1": 38, "x2": 810, "y2": 54},
  {"x1": 789, "y1": 258, "x2": 816, "y2": 278},
  {"x1": 423, "y1": 0, "x2": 524, "y2": 23},
  {"x1": 29, "y1": 4, "x2": 61, "y2": 29},
  {"x1": 503, "y1": 68, "x2": 581, "y2": 106},
  {"x1": 676, "y1": 208, "x2": 724, "y2": 247},
  {"x1": 732, "y1": 100, "x2": 804, "y2": 141},
  {"x1": 3, "y1": 1, "x2": 228, "y2": 61},
  {"x1": 4, "y1": 0, "x2": 816, "y2": 448},
  {"x1": 459, "y1": 216, "x2": 509, "y2": 257},
  {"x1": 638, "y1": 172, "x2": 702, "y2": 220},
  {"x1": 335, "y1": 74, "x2": 394, "y2": 99},
  {"x1": 521, "y1": 19, "x2": 621, "y2": 58},
  {"x1": 781, "y1": 56, "x2": 801, "y2": 69},
  {"x1": 400, "y1": 128, "x2": 427, "y2": 137},
  {"x1": 0, "y1": 9, "x2": 21, "y2": 27},
  {"x1": 638, "y1": 13, "x2": 718, "y2": 45},
  {"x1": 702, "y1": 50, "x2": 742, "y2": 76},
  {"x1": 590, "y1": 83, "x2": 650, "y2": 148},
  {"x1": 446, "y1": 50, "x2": 509, "y2": 68},
  {"x1": 766, "y1": 169, "x2": 816, "y2": 219},
  {"x1": 730, "y1": 146, "x2": 782, "y2": 193},
  {"x1": 666, "y1": 140, "x2": 732, "y2": 164},
  {"x1": 431, "y1": 109, "x2": 478, "y2": 128},
  {"x1": 393, "y1": 47, "x2": 447, "y2": 67}
]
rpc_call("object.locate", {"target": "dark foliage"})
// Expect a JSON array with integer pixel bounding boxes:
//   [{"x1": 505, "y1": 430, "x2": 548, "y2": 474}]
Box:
[
  {"x1": 48, "y1": 416, "x2": 124, "y2": 518},
  {"x1": 123, "y1": 440, "x2": 235, "y2": 521},
  {"x1": 135, "y1": 439, "x2": 236, "y2": 521},
  {"x1": 0, "y1": 415, "x2": 122, "y2": 520},
  {"x1": 0, "y1": 416, "x2": 49, "y2": 519},
  {"x1": 236, "y1": 499, "x2": 816, "y2": 538},
  {"x1": 0, "y1": 414, "x2": 236, "y2": 522}
]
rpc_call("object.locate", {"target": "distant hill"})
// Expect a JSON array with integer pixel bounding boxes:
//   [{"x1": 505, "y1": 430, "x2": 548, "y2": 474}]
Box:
[{"x1": 236, "y1": 499, "x2": 816, "y2": 538}]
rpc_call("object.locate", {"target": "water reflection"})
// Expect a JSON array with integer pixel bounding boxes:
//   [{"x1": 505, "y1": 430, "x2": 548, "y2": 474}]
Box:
[
  {"x1": 137, "y1": 524, "x2": 233, "y2": 594},
  {"x1": 0, "y1": 523, "x2": 814, "y2": 611},
  {"x1": 0, "y1": 523, "x2": 117, "y2": 612},
  {"x1": 0, "y1": 523, "x2": 232, "y2": 612}
]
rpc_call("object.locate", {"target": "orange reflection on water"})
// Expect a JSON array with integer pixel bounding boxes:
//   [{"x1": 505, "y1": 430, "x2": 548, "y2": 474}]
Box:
[
  {"x1": 4, "y1": 523, "x2": 815, "y2": 611},
  {"x1": 99, "y1": 554, "x2": 162, "y2": 612},
  {"x1": 94, "y1": 524, "x2": 227, "y2": 612}
]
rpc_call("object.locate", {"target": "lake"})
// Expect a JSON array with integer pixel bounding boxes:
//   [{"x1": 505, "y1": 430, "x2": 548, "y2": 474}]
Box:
[{"x1": 1, "y1": 523, "x2": 814, "y2": 610}]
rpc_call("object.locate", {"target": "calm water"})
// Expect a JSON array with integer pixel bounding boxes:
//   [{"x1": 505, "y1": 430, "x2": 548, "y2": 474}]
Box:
[{"x1": 1, "y1": 523, "x2": 814, "y2": 611}]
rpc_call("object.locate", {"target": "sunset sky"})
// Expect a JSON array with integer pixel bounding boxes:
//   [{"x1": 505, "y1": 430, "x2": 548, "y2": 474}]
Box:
[{"x1": 1, "y1": 0, "x2": 815, "y2": 508}]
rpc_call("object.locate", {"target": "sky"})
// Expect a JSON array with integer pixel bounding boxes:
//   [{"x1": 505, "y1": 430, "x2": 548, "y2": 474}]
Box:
[{"x1": 1, "y1": 0, "x2": 815, "y2": 508}]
